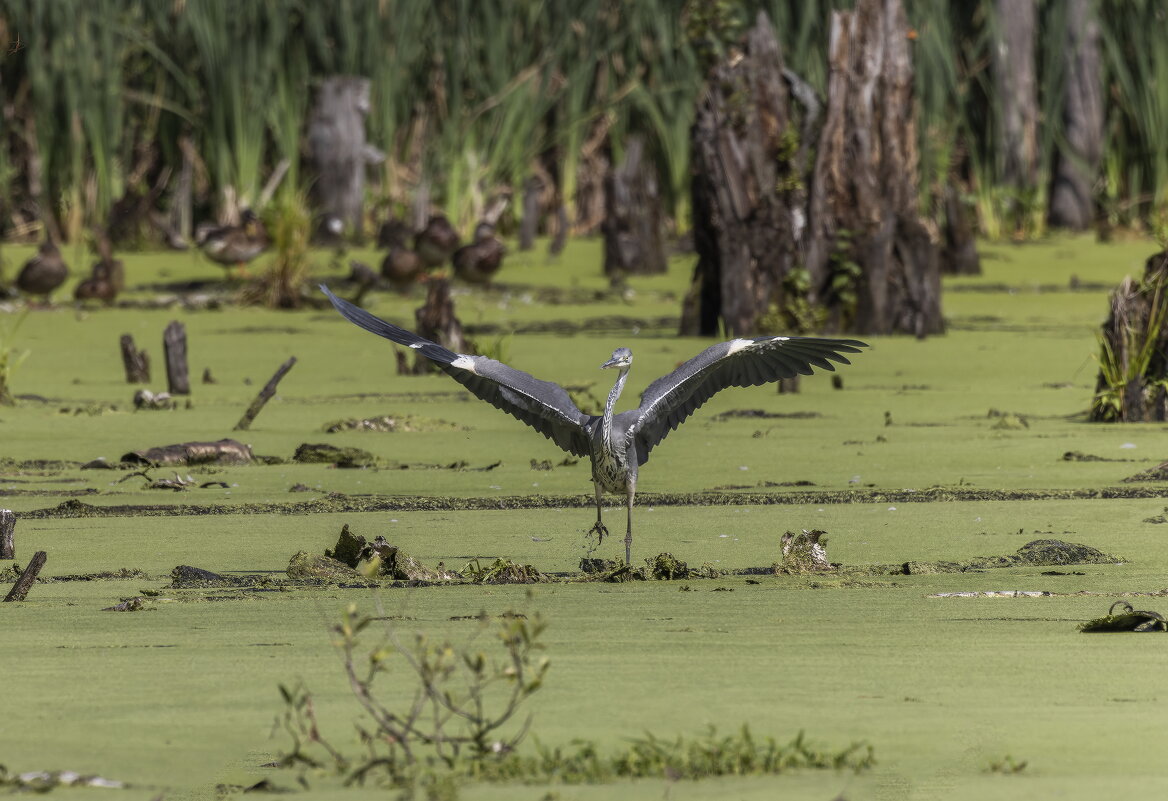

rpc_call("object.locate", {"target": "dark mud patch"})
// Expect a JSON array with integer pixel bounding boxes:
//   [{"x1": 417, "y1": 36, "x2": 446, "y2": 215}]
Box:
[
  {"x1": 711, "y1": 409, "x2": 821, "y2": 421},
  {"x1": 1064, "y1": 451, "x2": 1139, "y2": 463},
  {"x1": 21, "y1": 485, "x2": 1168, "y2": 520},
  {"x1": 0, "y1": 488, "x2": 99, "y2": 497}
]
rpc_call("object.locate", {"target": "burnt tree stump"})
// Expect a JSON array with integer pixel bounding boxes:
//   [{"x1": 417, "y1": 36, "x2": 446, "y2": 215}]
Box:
[
  {"x1": 0, "y1": 509, "x2": 14, "y2": 560},
  {"x1": 603, "y1": 136, "x2": 667, "y2": 279},
  {"x1": 3, "y1": 550, "x2": 46, "y2": 602},
  {"x1": 804, "y1": 0, "x2": 944, "y2": 336},
  {"x1": 307, "y1": 76, "x2": 384, "y2": 240},
  {"x1": 120, "y1": 334, "x2": 151, "y2": 383},
  {"x1": 681, "y1": 12, "x2": 806, "y2": 337},
  {"x1": 412, "y1": 279, "x2": 468, "y2": 374},
  {"x1": 1049, "y1": 0, "x2": 1103, "y2": 231},
  {"x1": 1090, "y1": 252, "x2": 1168, "y2": 422},
  {"x1": 163, "y1": 321, "x2": 190, "y2": 395}
]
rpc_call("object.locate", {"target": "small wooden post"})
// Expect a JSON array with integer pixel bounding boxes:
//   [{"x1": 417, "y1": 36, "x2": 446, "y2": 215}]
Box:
[
  {"x1": 234, "y1": 356, "x2": 297, "y2": 430},
  {"x1": 163, "y1": 321, "x2": 190, "y2": 395},
  {"x1": 519, "y1": 175, "x2": 542, "y2": 251},
  {"x1": 3, "y1": 550, "x2": 46, "y2": 602},
  {"x1": 120, "y1": 334, "x2": 151, "y2": 383},
  {"x1": 0, "y1": 509, "x2": 14, "y2": 559}
]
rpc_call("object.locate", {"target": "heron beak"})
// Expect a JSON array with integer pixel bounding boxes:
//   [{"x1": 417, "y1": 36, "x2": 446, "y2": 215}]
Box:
[{"x1": 600, "y1": 355, "x2": 630, "y2": 370}]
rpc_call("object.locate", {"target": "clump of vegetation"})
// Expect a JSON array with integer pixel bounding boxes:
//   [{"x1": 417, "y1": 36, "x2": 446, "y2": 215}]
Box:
[
  {"x1": 277, "y1": 601, "x2": 550, "y2": 788},
  {"x1": 240, "y1": 191, "x2": 312, "y2": 309}
]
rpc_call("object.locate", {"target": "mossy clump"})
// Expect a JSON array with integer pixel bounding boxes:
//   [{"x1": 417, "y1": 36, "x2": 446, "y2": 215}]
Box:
[
  {"x1": 1123, "y1": 461, "x2": 1168, "y2": 482},
  {"x1": 286, "y1": 551, "x2": 363, "y2": 581},
  {"x1": 1082, "y1": 601, "x2": 1168, "y2": 632},
  {"x1": 461, "y1": 558, "x2": 549, "y2": 584},
  {"x1": 324, "y1": 524, "x2": 368, "y2": 568},
  {"x1": 293, "y1": 442, "x2": 376, "y2": 468}
]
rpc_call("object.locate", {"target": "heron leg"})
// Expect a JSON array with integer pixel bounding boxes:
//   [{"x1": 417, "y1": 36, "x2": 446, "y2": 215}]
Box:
[
  {"x1": 624, "y1": 483, "x2": 635, "y2": 565},
  {"x1": 588, "y1": 482, "x2": 609, "y2": 544}
]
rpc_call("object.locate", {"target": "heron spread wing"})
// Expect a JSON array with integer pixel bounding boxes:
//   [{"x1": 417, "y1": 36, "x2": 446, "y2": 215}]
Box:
[
  {"x1": 626, "y1": 335, "x2": 868, "y2": 464},
  {"x1": 323, "y1": 286, "x2": 594, "y2": 456}
]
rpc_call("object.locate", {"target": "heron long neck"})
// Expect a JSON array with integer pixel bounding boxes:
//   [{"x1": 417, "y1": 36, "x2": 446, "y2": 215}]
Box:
[{"x1": 601, "y1": 367, "x2": 630, "y2": 447}]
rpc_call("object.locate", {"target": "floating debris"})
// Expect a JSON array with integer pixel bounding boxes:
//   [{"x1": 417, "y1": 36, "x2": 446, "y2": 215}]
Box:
[
  {"x1": 929, "y1": 591, "x2": 1052, "y2": 598},
  {"x1": 778, "y1": 529, "x2": 834, "y2": 573},
  {"x1": 292, "y1": 442, "x2": 376, "y2": 468},
  {"x1": 1081, "y1": 601, "x2": 1168, "y2": 632},
  {"x1": 121, "y1": 438, "x2": 253, "y2": 467}
]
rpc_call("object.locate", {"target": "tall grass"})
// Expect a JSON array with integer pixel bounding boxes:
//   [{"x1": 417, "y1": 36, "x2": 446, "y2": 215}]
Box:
[{"x1": 1, "y1": 0, "x2": 1167, "y2": 240}]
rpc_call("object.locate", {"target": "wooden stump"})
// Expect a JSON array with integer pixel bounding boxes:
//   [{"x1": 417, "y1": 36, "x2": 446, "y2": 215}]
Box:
[
  {"x1": 120, "y1": 334, "x2": 151, "y2": 383},
  {"x1": 163, "y1": 321, "x2": 190, "y2": 395},
  {"x1": 602, "y1": 136, "x2": 667, "y2": 278},
  {"x1": 0, "y1": 509, "x2": 14, "y2": 560},
  {"x1": 804, "y1": 0, "x2": 944, "y2": 336},
  {"x1": 519, "y1": 175, "x2": 543, "y2": 252},
  {"x1": 680, "y1": 12, "x2": 805, "y2": 336},
  {"x1": 307, "y1": 76, "x2": 384, "y2": 240},
  {"x1": 941, "y1": 184, "x2": 981, "y2": 276},
  {"x1": 413, "y1": 279, "x2": 467, "y2": 373},
  {"x1": 992, "y1": 0, "x2": 1040, "y2": 228},
  {"x1": 1090, "y1": 252, "x2": 1168, "y2": 422},
  {"x1": 3, "y1": 550, "x2": 46, "y2": 602},
  {"x1": 1048, "y1": 0, "x2": 1103, "y2": 231}
]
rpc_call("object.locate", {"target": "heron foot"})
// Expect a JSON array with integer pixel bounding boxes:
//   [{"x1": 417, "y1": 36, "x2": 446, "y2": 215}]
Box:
[{"x1": 589, "y1": 520, "x2": 609, "y2": 544}]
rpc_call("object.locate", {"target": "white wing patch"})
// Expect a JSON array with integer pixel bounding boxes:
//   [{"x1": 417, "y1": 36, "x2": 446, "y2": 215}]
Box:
[
  {"x1": 409, "y1": 343, "x2": 424, "y2": 349},
  {"x1": 725, "y1": 338, "x2": 756, "y2": 356},
  {"x1": 451, "y1": 355, "x2": 478, "y2": 373}
]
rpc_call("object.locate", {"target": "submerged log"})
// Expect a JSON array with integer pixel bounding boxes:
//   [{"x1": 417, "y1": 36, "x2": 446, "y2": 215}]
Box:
[
  {"x1": 602, "y1": 136, "x2": 667, "y2": 278},
  {"x1": 163, "y1": 321, "x2": 189, "y2": 395},
  {"x1": 3, "y1": 550, "x2": 46, "y2": 602},
  {"x1": 121, "y1": 438, "x2": 254, "y2": 466}
]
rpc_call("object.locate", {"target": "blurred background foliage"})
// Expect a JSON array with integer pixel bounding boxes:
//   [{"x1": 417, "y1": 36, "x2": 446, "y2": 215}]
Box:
[{"x1": 0, "y1": 0, "x2": 1163, "y2": 245}]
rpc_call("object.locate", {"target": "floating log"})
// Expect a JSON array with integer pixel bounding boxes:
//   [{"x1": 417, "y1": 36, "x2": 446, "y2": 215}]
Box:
[
  {"x1": 119, "y1": 334, "x2": 150, "y2": 383},
  {"x1": 0, "y1": 509, "x2": 14, "y2": 559},
  {"x1": 163, "y1": 321, "x2": 189, "y2": 395},
  {"x1": 121, "y1": 438, "x2": 254, "y2": 467},
  {"x1": 4, "y1": 550, "x2": 46, "y2": 602},
  {"x1": 234, "y1": 356, "x2": 297, "y2": 431}
]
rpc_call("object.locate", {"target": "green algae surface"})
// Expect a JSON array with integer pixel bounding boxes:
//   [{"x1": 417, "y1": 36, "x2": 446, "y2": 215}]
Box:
[{"x1": 4, "y1": 234, "x2": 1168, "y2": 799}]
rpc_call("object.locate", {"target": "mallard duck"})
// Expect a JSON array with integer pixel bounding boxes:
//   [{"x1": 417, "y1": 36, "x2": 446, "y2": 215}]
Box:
[
  {"x1": 17, "y1": 237, "x2": 69, "y2": 305},
  {"x1": 453, "y1": 222, "x2": 506, "y2": 286},
  {"x1": 380, "y1": 244, "x2": 423, "y2": 292},
  {"x1": 376, "y1": 216, "x2": 413, "y2": 250},
  {"x1": 414, "y1": 214, "x2": 460, "y2": 270},
  {"x1": 74, "y1": 260, "x2": 119, "y2": 305},
  {"x1": 196, "y1": 208, "x2": 268, "y2": 278}
]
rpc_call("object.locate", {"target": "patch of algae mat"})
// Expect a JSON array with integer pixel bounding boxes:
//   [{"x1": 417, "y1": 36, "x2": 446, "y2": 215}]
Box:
[{"x1": 4, "y1": 234, "x2": 1168, "y2": 800}]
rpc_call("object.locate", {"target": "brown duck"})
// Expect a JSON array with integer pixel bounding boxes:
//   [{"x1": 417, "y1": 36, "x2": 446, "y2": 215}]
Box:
[
  {"x1": 379, "y1": 224, "x2": 423, "y2": 291},
  {"x1": 17, "y1": 237, "x2": 70, "y2": 304},
  {"x1": 453, "y1": 222, "x2": 506, "y2": 286},
  {"x1": 414, "y1": 214, "x2": 460, "y2": 271},
  {"x1": 196, "y1": 208, "x2": 268, "y2": 278},
  {"x1": 75, "y1": 228, "x2": 124, "y2": 305}
]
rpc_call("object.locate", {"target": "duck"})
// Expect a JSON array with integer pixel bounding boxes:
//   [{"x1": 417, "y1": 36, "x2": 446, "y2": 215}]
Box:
[
  {"x1": 74, "y1": 260, "x2": 119, "y2": 304},
  {"x1": 379, "y1": 224, "x2": 424, "y2": 292},
  {"x1": 376, "y1": 216, "x2": 413, "y2": 250},
  {"x1": 414, "y1": 214, "x2": 460, "y2": 271},
  {"x1": 453, "y1": 221, "x2": 506, "y2": 286},
  {"x1": 16, "y1": 237, "x2": 69, "y2": 305},
  {"x1": 196, "y1": 208, "x2": 268, "y2": 278}
]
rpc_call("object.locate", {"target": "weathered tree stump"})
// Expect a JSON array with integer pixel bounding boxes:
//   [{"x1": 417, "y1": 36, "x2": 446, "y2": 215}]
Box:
[
  {"x1": 804, "y1": 0, "x2": 944, "y2": 336},
  {"x1": 120, "y1": 334, "x2": 151, "y2": 383},
  {"x1": 234, "y1": 356, "x2": 297, "y2": 431},
  {"x1": 1049, "y1": 0, "x2": 1103, "y2": 231},
  {"x1": 941, "y1": 183, "x2": 981, "y2": 276},
  {"x1": 412, "y1": 278, "x2": 467, "y2": 373},
  {"x1": 307, "y1": 76, "x2": 384, "y2": 240},
  {"x1": 1090, "y1": 252, "x2": 1168, "y2": 422},
  {"x1": 0, "y1": 509, "x2": 15, "y2": 559},
  {"x1": 4, "y1": 550, "x2": 46, "y2": 602},
  {"x1": 163, "y1": 321, "x2": 189, "y2": 395},
  {"x1": 602, "y1": 136, "x2": 667, "y2": 279},
  {"x1": 680, "y1": 12, "x2": 806, "y2": 337},
  {"x1": 993, "y1": 0, "x2": 1039, "y2": 228}
]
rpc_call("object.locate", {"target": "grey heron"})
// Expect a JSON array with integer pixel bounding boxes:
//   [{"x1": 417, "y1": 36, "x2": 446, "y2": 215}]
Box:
[{"x1": 322, "y1": 286, "x2": 867, "y2": 564}]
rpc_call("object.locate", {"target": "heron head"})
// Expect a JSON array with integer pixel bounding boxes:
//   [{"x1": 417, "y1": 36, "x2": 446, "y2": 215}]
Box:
[{"x1": 601, "y1": 347, "x2": 633, "y2": 370}]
